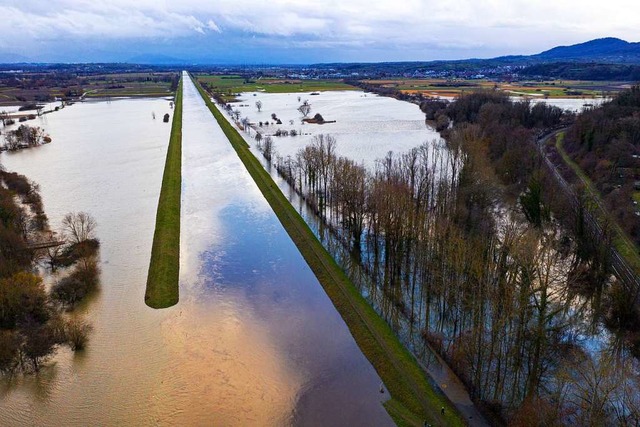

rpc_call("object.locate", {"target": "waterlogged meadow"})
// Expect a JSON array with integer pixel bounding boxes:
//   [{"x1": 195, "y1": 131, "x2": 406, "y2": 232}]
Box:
[
  {"x1": 0, "y1": 79, "x2": 393, "y2": 426},
  {"x1": 220, "y1": 88, "x2": 640, "y2": 425}
]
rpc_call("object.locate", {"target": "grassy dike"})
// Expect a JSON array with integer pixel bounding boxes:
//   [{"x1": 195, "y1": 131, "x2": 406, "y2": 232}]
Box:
[
  {"x1": 191, "y1": 75, "x2": 465, "y2": 427},
  {"x1": 145, "y1": 78, "x2": 183, "y2": 309}
]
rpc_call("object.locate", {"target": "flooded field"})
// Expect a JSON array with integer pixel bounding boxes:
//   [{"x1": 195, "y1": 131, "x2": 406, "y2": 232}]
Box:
[
  {"x1": 229, "y1": 90, "x2": 442, "y2": 168},
  {"x1": 219, "y1": 88, "x2": 639, "y2": 424},
  {"x1": 528, "y1": 97, "x2": 606, "y2": 112},
  {"x1": 0, "y1": 96, "x2": 174, "y2": 425},
  {"x1": 217, "y1": 90, "x2": 487, "y2": 422},
  {"x1": 0, "y1": 78, "x2": 392, "y2": 425},
  {"x1": 227, "y1": 90, "x2": 606, "y2": 172}
]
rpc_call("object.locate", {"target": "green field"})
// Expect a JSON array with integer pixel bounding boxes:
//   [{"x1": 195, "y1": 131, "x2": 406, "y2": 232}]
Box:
[
  {"x1": 84, "y1": 81, "x2": 172, "y2": 98},
  {"x1": 196, "y1": 75, "x2": 355, "y2": 101},
  {"x1": 192, "y1": 74, "x2": 465, "y2": 427},
  {"x1": 0, "y1": 72, "x2": 177, "y2": 105},
  {"x1": 145, "y1": 78, "x2": 183, "y2": 309},
  {"x1": 363, "y1": 78, "x2": 626, "y2": 99}
]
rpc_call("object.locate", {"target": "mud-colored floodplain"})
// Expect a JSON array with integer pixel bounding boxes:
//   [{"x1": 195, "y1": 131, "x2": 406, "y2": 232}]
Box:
[{"x1": 0, "y1": 73, "x2": 395, "y2": 426}]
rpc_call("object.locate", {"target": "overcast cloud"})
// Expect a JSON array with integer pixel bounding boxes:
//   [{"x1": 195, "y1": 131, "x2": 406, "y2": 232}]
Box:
[{"x1": 0, "y1": 0, "x2": 638, "y2": 63}]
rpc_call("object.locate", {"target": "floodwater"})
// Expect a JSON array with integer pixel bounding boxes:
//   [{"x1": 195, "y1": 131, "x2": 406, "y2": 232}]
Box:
[
  {"x1": 523, "y1": 97, "x2": 606, "y2": 112},
  {"x1": 222, "y1": 89, "x2": 623, "y2": 424},
  {"x1": 227, "y1": 91, "x2": 604, "y2": 171},
  {"x1": 220, "y1": 92, "x2": 488, "y2": 424},
  {"x1": 0, "y1": 76, "x2": 392, "y2": 426},
  {"x1": 230, "y1": 90, "x2": 442, "y2": 168}
]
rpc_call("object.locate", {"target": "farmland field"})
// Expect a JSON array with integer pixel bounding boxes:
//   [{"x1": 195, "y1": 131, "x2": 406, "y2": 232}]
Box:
[
  {"x1": 197, "y1": 75, "x2": 356, "y2": 101},
  {"x1": 362, "y1": 78, "x2": 629, "y2": 99}
]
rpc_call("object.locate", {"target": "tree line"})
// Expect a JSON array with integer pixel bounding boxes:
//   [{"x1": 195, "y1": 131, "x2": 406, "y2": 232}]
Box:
[
  {"x1": 0, "y1": 169, "x2": 99, "y2": 374},
  {"x1": 2, "y1": 124, "x2": 51, "y2": 150},
  {"x1": 254, "y1": 89, "x2": 640, "y2": 424}
]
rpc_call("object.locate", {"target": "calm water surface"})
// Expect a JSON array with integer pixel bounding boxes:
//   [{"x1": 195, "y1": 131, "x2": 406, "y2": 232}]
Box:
[
  {"x1": 0, "y1": 76, "x2": 392, "y2": 426},
  {"x1": 231, "y1": 90, "x2": 443, "y2": 168},
  {"x1": 220, "y1": 90, "x2": 488, "y2": 423}
]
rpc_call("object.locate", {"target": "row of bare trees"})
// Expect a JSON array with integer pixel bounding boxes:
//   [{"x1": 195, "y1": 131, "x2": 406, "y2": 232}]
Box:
[{"x1": 256, "y1": 130, "x2": 640, "y2": 424}]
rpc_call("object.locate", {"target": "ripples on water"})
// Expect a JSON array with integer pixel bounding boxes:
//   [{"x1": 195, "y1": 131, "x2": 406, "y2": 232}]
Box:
[{"x1": 0, "y1": 78, "x2": 393, "y2": 426}]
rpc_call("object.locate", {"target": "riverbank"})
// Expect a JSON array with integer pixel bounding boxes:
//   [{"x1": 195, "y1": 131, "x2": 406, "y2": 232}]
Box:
[
  {"x1": 192, "y1": 74, "x2": 465, "y2": 426},
  {"x1": 145, "y1": 77, "x2": 182, "y2": 309}
]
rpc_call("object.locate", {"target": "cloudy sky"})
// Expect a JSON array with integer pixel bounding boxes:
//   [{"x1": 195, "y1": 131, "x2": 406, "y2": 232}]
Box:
[{"x1": 0, "y1": 0, "x2": 638, "y2": 63}]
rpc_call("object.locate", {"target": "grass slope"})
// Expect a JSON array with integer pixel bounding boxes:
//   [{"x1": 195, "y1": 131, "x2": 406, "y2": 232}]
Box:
[
  {"x1": 145, "y1": 78, "x2": 183, "y2": 309},
  {"x1": 192, "y1": 75, "x2": 465, "y2": 427}
]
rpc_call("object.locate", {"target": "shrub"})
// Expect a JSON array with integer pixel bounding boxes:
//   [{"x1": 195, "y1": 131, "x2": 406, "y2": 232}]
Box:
[
  {"x1": 51, "y1": 259, "x2": 100, "y2": 307},
  {"x1": 64, "y1": 318, "x2": 92, "y2": 351},
  {"x1": 0, "y1": 272, "x2": 49, "y2": 329},
  {"x1": 0, "y1": 330, "x2": 20, "y2": 373}
]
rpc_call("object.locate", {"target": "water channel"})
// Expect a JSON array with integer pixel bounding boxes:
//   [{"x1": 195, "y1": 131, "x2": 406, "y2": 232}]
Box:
[{"x1": 0, "y1": 76, "x2": 392, "y2": 426}]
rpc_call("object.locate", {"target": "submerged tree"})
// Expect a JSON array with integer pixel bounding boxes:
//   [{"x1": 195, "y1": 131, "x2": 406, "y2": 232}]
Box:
[
  {"x1": 298, "y1": 102, "x2": 311, "y2": 118},
  {"x1": 62, "y1": 212, "x2": 97, "y2": 245},
  {"x1": 520, "y1": 174, "x2": 550, "y2": 227}
]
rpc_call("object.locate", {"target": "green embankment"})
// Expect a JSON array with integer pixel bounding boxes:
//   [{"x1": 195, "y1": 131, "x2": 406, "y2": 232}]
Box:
[
  {"x1": 145, "y1": 78, "x2": 183, "y2": 309},
  {"x1": 191, "y1": 75, "x2": 464, "y2": 426},
  {"x1": 555, "y1": 132, "x2": 640, "y2": 272}
]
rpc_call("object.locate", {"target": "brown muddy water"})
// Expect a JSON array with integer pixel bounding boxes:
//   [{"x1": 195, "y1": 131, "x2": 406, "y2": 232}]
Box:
[{"x1": 0, "y1": 75, "x2": 392, "y2": 426}]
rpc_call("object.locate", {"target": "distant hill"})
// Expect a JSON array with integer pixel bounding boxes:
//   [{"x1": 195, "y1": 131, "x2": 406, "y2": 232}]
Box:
[
  {"x1": 533, "y1": 37, "x2": 640, "y2": 63},
  {"x1": 313, "y1": 38, "x2": 640, "y2": 78},
  {"x1": 520, "y1": 62, "x2": 640, "y2": 81},
  {"x1": 510, "y1": 38, "x2": 640, "y2": 80}
]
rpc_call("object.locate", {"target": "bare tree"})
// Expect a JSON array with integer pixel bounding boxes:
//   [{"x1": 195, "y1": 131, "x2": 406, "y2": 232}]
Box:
[
  {"x1": 241, "y1": 117, "x2": 250, "y2": 133},
  {"x1": 4, "y1": 131, "x2": 19, "y2": 150},
  {"x1": 261, "y1": 136, "x2": 274, "y2": 162},
  {"x1": 4, "y1": 125, "x2": 45, "y2": 149},
  {"x1": 298, "y1": 102, "x2": 311, "y2": 118},
  {"x1": 255, "y1": 100, "x2": 263, "y2": 112},
  {"x1": 62, "y1": 212, "x2": 97, "y2": 245},
  {"x1": 64, "y1": 318, "x2": 93, "y2": 351},
  {"x1": 45, "y1": 244, "x2": 63, "y2": 272}
]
